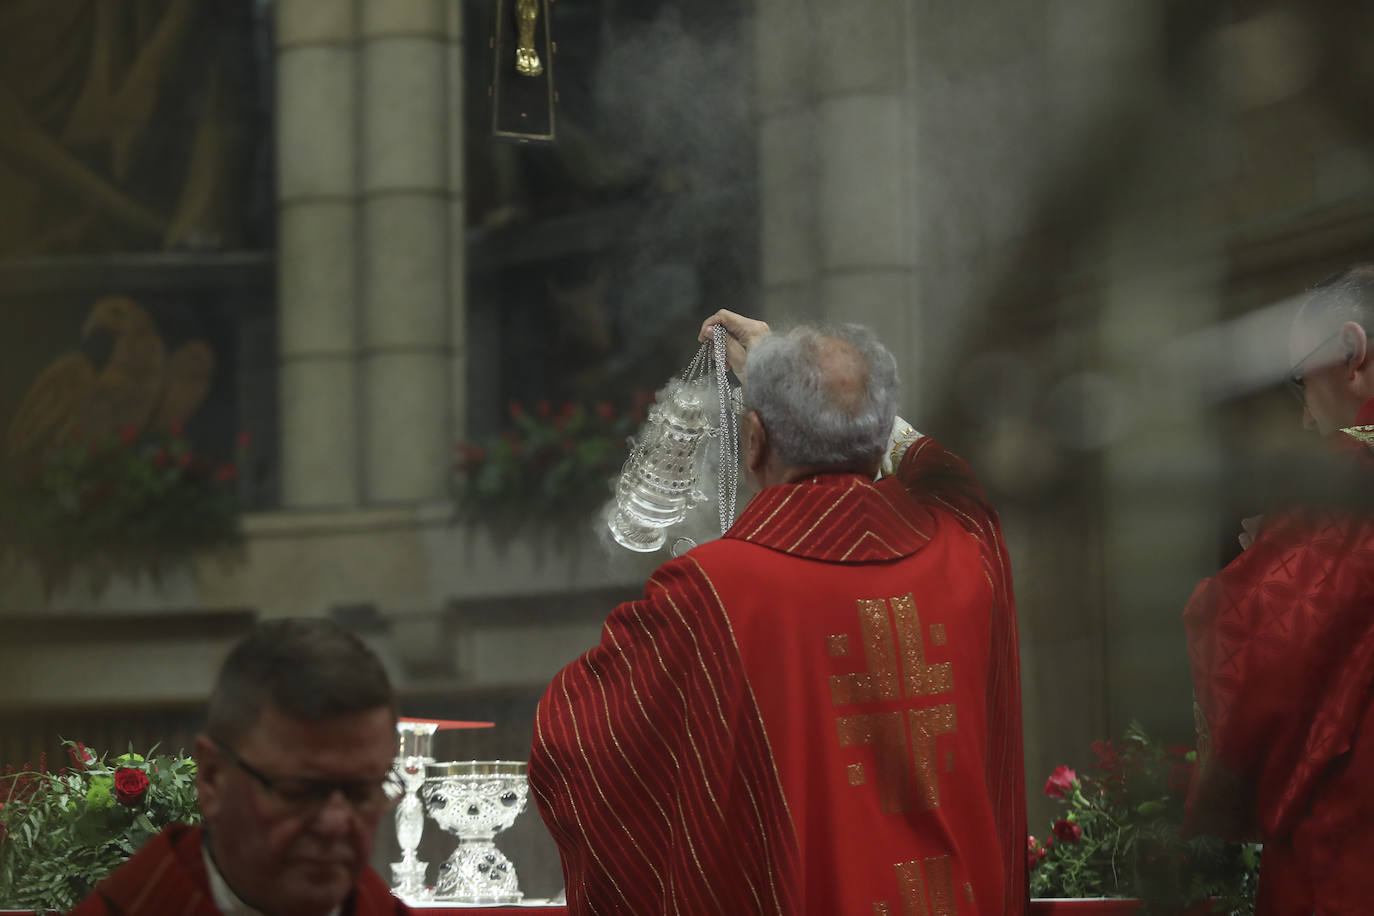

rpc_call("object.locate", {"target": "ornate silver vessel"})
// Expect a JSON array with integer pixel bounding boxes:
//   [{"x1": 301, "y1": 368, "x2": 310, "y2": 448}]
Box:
[
  {"x1": 606, "y1": 325, "x2": 739, "y2": 552},
  {"x1": 421, "y1": 760, "x2": 529, "y2": 903}
]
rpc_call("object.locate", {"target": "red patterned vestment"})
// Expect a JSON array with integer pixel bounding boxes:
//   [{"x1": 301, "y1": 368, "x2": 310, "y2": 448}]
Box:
[
  {"x1": 530, "y1": 437, "x2": 1027, "y2": 914},
  {"x1": 66, "y1": 823, "x2": 410, "y2": 916},
  {"x1": 1184, "y1": 400, "x2": 1374, "y2": 915}
]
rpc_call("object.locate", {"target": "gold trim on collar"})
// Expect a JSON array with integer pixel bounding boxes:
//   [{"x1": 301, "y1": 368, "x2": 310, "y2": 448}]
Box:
[{"x1": 1340, "y1": 424, "x2": 1374, "y2": 446}]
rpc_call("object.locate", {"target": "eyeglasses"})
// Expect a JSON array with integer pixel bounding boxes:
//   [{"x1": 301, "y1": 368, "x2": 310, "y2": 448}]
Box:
[
  {"x1": 1286, "y1": 331, "x2": 1343, "y2": 404},
  {"x1": 211, "y1": 738, "x2": 401, "y2": 816}
]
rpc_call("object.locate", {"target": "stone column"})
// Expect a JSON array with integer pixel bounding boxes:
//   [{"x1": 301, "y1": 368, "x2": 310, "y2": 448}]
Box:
[
  {"x1": 756, "y1": 0, "x2": 820, "y2": 325},
  {"x1": 756, "y1": 0, "x2": 921, "y2": 409},
  {"x1": 445, "y1": 0, "x2": 468, "y2": 455},
  {"x1": 359, "y1": 0, "x2": 455, "y2": 503},
  {"x1": 276, "y1": 0, "x2": 361, "y2": 508}
]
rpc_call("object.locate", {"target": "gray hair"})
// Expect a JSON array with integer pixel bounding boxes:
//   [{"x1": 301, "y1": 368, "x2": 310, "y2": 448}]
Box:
[
  {"x1": 743, "y1": 324, "x2": 900, "y2": 469},
  {"x1": 204, "y1": 618, "x2": 396, "y2": 742},
  {"x1": 1298, "y1": 264, "x2": 1374, "y2": 334}
]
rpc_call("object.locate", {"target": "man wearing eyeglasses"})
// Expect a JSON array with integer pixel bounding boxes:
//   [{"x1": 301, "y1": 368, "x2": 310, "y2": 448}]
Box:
[
  {"x1": 69, "y1": 619, "x2": 411, "y2": 916},
  {"x1": 1183, "y1": 264, "x2": 1374, "y2": 916}
]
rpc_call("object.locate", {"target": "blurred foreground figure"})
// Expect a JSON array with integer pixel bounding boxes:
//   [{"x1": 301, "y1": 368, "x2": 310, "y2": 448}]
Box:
[
  {"x1": 70, "y1": 619, "x2": 410, "y2": 916},
  {"x1": 531, "y1": 312, "x2": 1026, "y2": 914},
  {"x1": 1184, "y1": 265, "x2": 1374, "y2": 915}
]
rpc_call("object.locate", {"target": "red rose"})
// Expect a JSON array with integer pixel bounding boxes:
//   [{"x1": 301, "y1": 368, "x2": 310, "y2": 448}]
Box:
[
  {"x1": 215, "y1": 464, "x2": 237, "y2": 482},
  {"x1": 1043, "y1": 764, "x2": 1077, "y2": 798},
  {"x1": 1167, "y1": 761, "x2": 1197, "y2": 799},
  {"x1": 1090, "y1": 739, "x2": 1121, "y2": 770},
  {"x1": 119, "y1": 424, "x2": 139, "y2": 446},
  {"x1": 1052, "y1": 819, "x2": 1082, "y2": 844},
  {"x1": 596, "y1": 401, "x2": 616, "y2": 422},
  {"x1": 114, "y1": 767, "x2": 150, "y2": 805},
  {"x1": 537, "y1": 400, "x2": 552, "y2": 418},
  {"x1": 507, "y1": 400, "x2": 524, "y2": 421},
  {"x1": 178, "y1": 451, "x2": 194, "y2": 469},
  {"x1": 67, "y1": 743, "x2": 96, "y2": 770},
  {"x1": 1026, "y1": 835, "x2": 1039, "y2": 852}
]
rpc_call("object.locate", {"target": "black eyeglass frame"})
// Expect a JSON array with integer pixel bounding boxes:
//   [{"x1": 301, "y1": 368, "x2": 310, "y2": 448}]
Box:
[
  {"x1": 1285, "y1": 330, "x2": 1344, "y2": 404},
  {"x1": 210, "y1": 737, "x2": 401, "y2": 815}
]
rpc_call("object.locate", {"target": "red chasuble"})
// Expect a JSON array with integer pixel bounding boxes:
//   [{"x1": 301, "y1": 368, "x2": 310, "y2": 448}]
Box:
[
  {"x1": 67, "y1": 823, "x2": 409, "y2": 916},
  {"x1": 1184, "y1": 400, "x2": 1374, "y2": 915},
  {"x1": 530, "y1": 437, "x2": 1027, "y2": 915}
]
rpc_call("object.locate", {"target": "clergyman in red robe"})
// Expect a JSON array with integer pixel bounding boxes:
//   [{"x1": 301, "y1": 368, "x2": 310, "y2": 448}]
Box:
[
  {"x1": 1184, "y1": 265, "x2": 1374, "y2": 915},
  {"x1": 69, "y1": 620, "x2": 412, "y2": 916},
  {"x1": 530, "y1": 312, "x2": 1027, "y2": 914}
]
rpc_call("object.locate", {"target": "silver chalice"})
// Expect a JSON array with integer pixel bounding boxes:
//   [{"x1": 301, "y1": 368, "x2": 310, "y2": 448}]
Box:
[{"x1": 421, "y1": 760, "x2": 529, "y2": 903}]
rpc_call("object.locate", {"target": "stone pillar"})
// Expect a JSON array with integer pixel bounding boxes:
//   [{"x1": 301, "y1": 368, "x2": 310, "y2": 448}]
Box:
[
  {"x1": 276, "y1": 0, "x2": 360, "y2": 508},
  {"x1": 756, "y1": 0, "x2": 921, "y2": 409},
  {"x1": 359, "y1": 0, "x2": 455, "y2": 503},
  {"x1": 445, "y1": 0, "x2": 467, "y2": 449},
  {"x1": 756, "y1": 0, "x2": 820, "y2": 325}
]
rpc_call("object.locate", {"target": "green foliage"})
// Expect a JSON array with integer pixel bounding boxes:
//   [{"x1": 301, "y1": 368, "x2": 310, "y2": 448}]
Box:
[
  {"x1": 1029, "y1": 722, "x2": 1260, "y2": 915},
  {"x1": 0, "y1": 426, "x2": 244, "y2": 595},
  {"x1": 0, "y1": 740, "x2": 201, "y2": 913},
  {"x1": 453, "y1": 395, "x2": 652, "y2": 534}
]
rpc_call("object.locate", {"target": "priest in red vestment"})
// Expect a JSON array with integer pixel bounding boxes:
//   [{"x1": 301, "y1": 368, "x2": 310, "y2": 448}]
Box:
[
  {"x1": 530, "y1": 312, "x2": 1027, "y2": 915},
  {"x1": 69, "y1": 619, "x2": 412, "y2": 916},
  {"x1": 1184, "y1": 265, "x2": 1374, "y2": 915}
]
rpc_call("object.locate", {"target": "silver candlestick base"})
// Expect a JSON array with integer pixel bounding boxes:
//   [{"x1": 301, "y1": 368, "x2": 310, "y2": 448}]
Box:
[
  {"x1": 390, "y1": 721, "x2": 438, "y2": 900},
  {"x1": 390, "y1": 858, "x2": 430, "y2": 901}
]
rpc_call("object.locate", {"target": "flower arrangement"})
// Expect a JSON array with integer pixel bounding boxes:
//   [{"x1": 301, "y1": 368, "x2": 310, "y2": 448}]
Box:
[
  {"x1": 1029, "y1": 722, "x2": 1260, "y2": 915},
  {"x1": 452, "y1": 392, "x2": 653, "y2": 532},
  {"x1": 0, "y1": 740, "x2": 201, "y2": 912},
  {"x1": 0, "y1": 423, "x2": 247, "y2": 595}
]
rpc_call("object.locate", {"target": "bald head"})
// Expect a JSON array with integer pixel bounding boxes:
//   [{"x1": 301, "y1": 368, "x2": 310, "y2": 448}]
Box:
[
  {"x1": 813, "y1": 337, "x2": 871, "y2": 412},
  {"x1": 742, "y1": 324, "x2": 899, "y2": 477}
]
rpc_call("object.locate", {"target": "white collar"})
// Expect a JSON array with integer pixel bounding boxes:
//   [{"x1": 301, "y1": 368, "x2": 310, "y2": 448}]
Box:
[{"x1": 201, "y1": 842, "x2": 341, "y2": 916}]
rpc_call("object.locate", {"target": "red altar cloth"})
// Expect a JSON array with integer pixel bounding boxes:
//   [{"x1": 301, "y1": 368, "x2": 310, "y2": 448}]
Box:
[
  {"x1": 1, "y1": 906, "x2": 1124, "y2": 915},
  {"x1": 398, "y1": 717, "x2": 495, "y2": 730}
]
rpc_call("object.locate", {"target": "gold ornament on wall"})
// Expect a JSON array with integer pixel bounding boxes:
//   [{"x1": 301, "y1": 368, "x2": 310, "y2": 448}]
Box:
[
  {"x1": 7, "y1": 296, "x2": 215, "y2": 457},
  {"x1": 490, "y1": 0, "x2": 556, "y2": 142},
  {"x1": 514, "y1": 0, "x2": 544, "y2": 76}
]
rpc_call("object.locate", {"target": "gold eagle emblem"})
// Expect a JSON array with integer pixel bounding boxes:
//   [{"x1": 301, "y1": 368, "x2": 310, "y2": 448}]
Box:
[{"x1": 7, "y1": 296, "x2": 215, "y2": 457}]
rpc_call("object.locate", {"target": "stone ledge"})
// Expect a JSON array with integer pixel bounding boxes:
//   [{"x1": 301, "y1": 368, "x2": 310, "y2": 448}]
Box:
[{"x1": 243, "y1": 499, "x2": 452, "y2": 537}]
